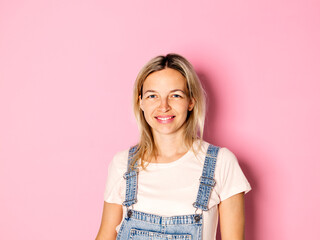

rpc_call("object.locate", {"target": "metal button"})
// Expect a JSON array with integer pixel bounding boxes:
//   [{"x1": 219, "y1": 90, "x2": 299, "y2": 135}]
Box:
[
  {"x1": 194, "y1": 215, "x2": 200, "y2": 222},
  {"x1": 127, "y1": 210, "x2": 133, "y2": 218}
]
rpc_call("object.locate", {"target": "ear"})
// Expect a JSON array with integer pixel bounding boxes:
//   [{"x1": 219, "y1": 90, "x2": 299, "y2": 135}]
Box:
[
  {"x1": 188, "y1": 97, "x2": 195, "y2": 111},
  {"x1": 139, "y1": 95, "x2": 144, "y2": 111}
]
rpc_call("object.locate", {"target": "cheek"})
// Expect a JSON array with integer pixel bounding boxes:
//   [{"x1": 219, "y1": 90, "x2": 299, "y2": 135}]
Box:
[
  {"x1": 174, "y1": 101, "x2": 190, "y2": 113},
  {"x1": 142, "y1": 102, "x2": 156, "y2": 116}
]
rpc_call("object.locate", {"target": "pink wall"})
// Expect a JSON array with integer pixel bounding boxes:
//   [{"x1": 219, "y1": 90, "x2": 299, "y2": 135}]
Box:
[{"x1": 1, "y1": 0, "x2": 319, "y2": 239}]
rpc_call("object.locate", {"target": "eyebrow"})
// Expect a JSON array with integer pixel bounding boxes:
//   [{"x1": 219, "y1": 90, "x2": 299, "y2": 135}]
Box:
[{"x1": 143, "y1": 89, "x2": 187, "y2": 95}]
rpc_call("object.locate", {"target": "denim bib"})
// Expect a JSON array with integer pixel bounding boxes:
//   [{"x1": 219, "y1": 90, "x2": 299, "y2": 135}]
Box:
[{"x1": 116, "y1": 144, "x2": 220, "y2": 240}]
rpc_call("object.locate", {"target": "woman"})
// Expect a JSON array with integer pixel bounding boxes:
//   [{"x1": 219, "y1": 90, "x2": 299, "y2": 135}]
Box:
[{"x1": 96, "y1": 53, "x2": 251, "y2": 240}]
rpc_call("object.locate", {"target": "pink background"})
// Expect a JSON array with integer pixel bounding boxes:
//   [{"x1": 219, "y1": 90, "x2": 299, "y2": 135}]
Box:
[{"x1": 1, "y1": 0, "x2": 319, "y2": 239}]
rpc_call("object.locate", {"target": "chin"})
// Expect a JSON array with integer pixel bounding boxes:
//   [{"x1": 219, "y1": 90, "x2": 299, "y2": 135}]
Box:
[{"x1": 153, "y1": 125, "x2": 185, "y2": 136}]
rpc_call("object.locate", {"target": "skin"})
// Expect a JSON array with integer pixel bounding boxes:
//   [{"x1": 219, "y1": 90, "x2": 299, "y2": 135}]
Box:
[
  {"x1": 95, "y1": 68, "x2": 246, "y2": 240},
  {"x1": 96, "y1": 203, "x2": 122, "y2": 240}
]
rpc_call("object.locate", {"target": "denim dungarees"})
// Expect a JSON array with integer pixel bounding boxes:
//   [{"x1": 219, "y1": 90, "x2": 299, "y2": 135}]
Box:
[{"x1": 116, "y1": 144, "x2": 220, "y2": 240}]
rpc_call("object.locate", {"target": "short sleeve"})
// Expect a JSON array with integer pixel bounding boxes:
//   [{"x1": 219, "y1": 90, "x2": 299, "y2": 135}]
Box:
[
  {"x1": 215, "y1": 148, "x2": 252, "y2": 202},
  {"x1": 103, "y1": 150, "x2": 128, "y2": 204}
]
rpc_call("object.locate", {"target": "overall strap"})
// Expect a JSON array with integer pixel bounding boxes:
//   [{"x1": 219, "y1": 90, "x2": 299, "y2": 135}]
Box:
[
  {"x1": 122, "y1": 145, "x2": 139, "y2": 207},
  {"x1": 193, "y1": 144, "x2": 220, "y2": 211}
]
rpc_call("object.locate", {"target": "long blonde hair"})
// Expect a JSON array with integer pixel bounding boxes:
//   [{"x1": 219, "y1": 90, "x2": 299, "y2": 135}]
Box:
[{"x1": 132, "y1": 53, "x2": 206, "y2": 169}]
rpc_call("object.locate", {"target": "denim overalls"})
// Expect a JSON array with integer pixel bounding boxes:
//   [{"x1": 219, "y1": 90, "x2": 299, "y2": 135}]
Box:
[{"x1": 116, "y1": 144, "x2": 220, "y2": 240}]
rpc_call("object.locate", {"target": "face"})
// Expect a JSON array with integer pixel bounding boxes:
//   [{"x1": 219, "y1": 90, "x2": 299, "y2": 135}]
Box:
[{"x1": 139, "y1": 68, "x2": 195, "y2": 137}]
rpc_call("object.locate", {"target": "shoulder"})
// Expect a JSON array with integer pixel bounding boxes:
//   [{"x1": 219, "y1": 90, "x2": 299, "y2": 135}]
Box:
[
  {"x1": 197, "y1": 140, "x2": 239, "y2": 166},
  {"x1": 108, "y1": 147, "x2": 131, "y2": 175},
  {"x1": 217, "y1": 147, "x2": 238, "y2": 164}
]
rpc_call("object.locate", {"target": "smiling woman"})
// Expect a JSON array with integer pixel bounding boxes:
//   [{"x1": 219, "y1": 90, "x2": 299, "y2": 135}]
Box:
[
  {"x1": 132, "y1": 54, "x2": 206, "y2": 168},
  {"x1": 96, "y1": 54, "x2": 251, "y2": 240}
]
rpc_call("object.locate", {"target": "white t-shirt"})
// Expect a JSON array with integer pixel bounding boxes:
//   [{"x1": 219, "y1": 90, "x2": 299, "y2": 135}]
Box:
[{"x1": 104, "y1": 140, "x2": 251, "y2": 240}]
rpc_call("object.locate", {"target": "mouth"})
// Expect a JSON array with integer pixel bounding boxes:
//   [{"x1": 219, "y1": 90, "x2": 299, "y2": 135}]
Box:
[{"x1": 154, "y1": 115, "x2": 175, "y2": 123}]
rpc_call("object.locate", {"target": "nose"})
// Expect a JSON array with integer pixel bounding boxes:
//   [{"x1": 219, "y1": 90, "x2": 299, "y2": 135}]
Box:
[{"x1": 158, "y1": 98, "x2": 171, "y2": 112}]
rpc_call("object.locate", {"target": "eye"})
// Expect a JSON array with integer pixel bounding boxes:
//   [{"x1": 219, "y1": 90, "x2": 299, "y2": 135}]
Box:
[
  {"x1": 146, "y1": 94, "x2": 157, "y2": 99},
  {"x1": 172, "y1": 94, "x2": 182, "y2": 98}
]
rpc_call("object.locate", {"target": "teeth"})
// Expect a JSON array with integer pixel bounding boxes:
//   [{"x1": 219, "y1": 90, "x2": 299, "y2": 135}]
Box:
[{"x1": 157, "y1": 116, "x2": 173, "y2": 120}]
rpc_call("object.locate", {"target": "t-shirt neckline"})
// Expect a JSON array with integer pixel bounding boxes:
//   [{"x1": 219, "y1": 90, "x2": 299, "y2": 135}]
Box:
[{"x1": 143, "y1": 141, "x2": 200, "y2": 169}]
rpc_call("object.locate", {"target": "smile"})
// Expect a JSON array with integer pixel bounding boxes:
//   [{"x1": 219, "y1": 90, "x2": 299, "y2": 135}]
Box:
[
  {"x1": 155, "y1": 116, "x2": 175, "y2": 120},
  {"x1": 155, "y1": 115, "x2": 175, "y2": 123}
]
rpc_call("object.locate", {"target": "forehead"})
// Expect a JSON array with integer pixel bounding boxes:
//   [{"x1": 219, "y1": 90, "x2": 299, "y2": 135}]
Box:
[{"x1": 143, "y1": 68, "x2": 187, "y2": 91}]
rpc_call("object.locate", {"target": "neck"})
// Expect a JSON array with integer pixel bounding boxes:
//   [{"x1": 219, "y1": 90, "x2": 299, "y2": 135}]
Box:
[{"x1": 151, "y1": 129, "x2": 191, "y2": 162}]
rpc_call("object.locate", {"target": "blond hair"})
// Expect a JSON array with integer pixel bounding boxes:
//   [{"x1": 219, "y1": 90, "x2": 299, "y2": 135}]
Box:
[{"x1": 132, "y1": 53, "x2": 206, "y2": 169}]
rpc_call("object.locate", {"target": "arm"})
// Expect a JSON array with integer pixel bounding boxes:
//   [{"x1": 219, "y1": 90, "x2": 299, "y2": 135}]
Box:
[
  {"x1": 95, "y1": 202, "x2": 123, "y2": 240},
  {"x1": 218, "y1": 192, "x2": 245, "y2": 240}
]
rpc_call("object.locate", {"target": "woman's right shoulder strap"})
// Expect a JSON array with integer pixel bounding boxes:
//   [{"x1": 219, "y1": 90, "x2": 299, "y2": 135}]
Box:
[{"x1": 127, "y1": 144, "x2": 138, "y2": 171}]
